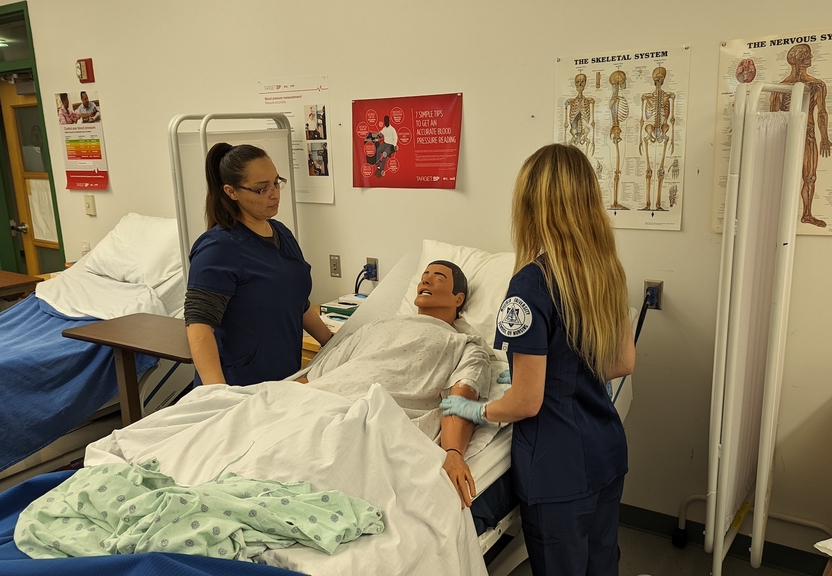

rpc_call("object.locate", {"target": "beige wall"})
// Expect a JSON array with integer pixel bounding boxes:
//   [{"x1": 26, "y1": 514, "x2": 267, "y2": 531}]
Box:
[{"x1": 16, "y1": 0, "x2": 832, "y2": 553}]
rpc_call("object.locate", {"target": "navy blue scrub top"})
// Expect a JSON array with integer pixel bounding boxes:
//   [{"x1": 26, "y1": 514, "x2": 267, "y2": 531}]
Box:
[
  {"x1": 188, "y1": 220, "x2": 311, "y2": 386},
  {"x1": 494, "y1": 262, "x2": 628, "y2": 505}
]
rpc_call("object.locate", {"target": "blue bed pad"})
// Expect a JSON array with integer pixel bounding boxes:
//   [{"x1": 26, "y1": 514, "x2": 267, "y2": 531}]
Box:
[
  {"x1": 0, "y1": 470, "x2": 301, "y2": 575},
  {"x1": 0, "y1": 296, "x2": 157, "y2": 471}
]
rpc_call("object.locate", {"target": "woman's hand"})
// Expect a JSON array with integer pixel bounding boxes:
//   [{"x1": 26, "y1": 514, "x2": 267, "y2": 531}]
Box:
[
  {"x1": 443, "y1": 450, "x2": 476, "y2": 508},
  {"x1": 439, "y1": 396, "x2": 487, "y2": 425}
]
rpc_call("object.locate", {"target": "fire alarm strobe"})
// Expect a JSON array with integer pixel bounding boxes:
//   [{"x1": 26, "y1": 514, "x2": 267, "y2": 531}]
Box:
[{"x1": 75, "y1": 58, "x2": 94, "y2": 83}]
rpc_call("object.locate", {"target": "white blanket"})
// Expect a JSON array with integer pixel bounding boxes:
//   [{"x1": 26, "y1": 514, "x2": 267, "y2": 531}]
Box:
[{"x1": 85, "y1": 382, "x2": 487, "y2": 576}]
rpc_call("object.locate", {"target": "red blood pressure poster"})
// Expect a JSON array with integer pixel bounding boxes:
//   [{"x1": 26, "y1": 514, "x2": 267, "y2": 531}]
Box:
[{"x1": 352, "y1": 93, "x2": 462, "y2": 189}]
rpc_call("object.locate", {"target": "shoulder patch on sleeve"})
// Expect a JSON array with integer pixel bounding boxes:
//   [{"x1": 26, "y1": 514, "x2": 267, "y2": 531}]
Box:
[{"x1": 497, "y1": 296, "x2": 533, "y2": 337}]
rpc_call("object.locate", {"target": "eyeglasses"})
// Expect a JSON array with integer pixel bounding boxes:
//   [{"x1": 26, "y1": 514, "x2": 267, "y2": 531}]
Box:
[{"x1": 237, "y1": 176, "x2": 287, "y2": 196}]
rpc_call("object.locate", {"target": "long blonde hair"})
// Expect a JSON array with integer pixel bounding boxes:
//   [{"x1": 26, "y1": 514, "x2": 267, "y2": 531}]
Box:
[{"x1": 511, "y1": 143, "x2": 629, "y2": 381}]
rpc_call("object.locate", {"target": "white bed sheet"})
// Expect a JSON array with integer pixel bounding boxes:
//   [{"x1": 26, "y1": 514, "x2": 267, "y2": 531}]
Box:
[{"x1": 85, "y1": 382, "x2": 487, "y2": 576}]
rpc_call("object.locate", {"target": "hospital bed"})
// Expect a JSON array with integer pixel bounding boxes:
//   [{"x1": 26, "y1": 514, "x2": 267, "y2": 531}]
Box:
[
  {"x1": 0, "y1": 213, "x2": 194, "y2": 491},
  {"x1": 0, "y1": 239, "x2": 634, "y2": 575}
]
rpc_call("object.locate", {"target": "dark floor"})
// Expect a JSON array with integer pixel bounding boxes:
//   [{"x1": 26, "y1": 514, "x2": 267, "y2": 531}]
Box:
[{"x1": 506, "y1": 526, "x2": 820, "y2": 575}]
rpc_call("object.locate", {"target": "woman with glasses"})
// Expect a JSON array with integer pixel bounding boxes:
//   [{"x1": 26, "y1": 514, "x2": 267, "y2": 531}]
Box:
[{"x1": 184, "y1": 142, "x2": 333, "y2": 387}]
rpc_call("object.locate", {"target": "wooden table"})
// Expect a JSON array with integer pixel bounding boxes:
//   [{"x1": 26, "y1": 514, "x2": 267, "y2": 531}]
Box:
[
  {"x1": 0, "y1": 270, "x2": 42, "y2": 300},
  {"x1": 301, "y1": 334, "x2": 321, "y2": 369},
  {"x1": 62, "y1": 313, "x2": 193, "y2": 427}
]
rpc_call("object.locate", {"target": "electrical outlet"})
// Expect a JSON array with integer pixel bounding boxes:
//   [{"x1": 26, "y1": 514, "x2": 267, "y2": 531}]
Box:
[
  {"x1": 366, "y1": 257, "x2": 379, "y2": 281},
  {"x1": 644, "y1": 280, "x2": 664, "y2": 310},
  {"x1": 329, "y1": 254, "x2": 341, "y2": 278}
]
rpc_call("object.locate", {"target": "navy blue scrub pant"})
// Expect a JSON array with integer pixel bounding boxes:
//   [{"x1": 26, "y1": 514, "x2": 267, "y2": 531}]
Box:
[{"x1": 519, "y1": 474, "x2": 625, "y2": 576}]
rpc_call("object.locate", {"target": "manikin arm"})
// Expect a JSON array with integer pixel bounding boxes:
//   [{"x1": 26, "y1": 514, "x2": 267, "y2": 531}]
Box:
[{"x1": 441, "y1": 383, "x2": 479, "y2": 508}]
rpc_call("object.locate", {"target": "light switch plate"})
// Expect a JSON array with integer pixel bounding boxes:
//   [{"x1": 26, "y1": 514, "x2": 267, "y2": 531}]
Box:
[{"x1": 84, "y1": 194, "x2": 96, "y2": 216}]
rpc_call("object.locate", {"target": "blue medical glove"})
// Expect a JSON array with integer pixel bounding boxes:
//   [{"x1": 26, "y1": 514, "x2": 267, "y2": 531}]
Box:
[{"x1": 440, "y1": 396, "x2": 488, "y2": 425}]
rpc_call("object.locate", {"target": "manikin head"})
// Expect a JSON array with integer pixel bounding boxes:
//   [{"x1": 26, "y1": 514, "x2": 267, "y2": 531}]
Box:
[
  {"x1": 80, "y1": 91, "x2": 89, "y2": 107},
  {"x1": 787, "y1": 44, "x2": 812, "y2": 68},
  {"x1": 574, "y1": 74, "x2": 587, "y2": 92},
  {"x1": 609, "y1": 70, "x2": 626, "y2": 89},
  {"x1": 652, "y1": 67, "x2": 667, "y2": 86},
  {"x1": 413, "y1": 260, "x2": 468, "y2": 326}
]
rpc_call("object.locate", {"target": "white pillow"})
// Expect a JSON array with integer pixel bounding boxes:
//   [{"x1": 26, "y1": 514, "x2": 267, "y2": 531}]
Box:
[
  {"x1": 397, "y1": 239, "x2": 515, "y2": 361},
  {"x1": 85, "y1": 213, "x2": 181, "y2": 288}
]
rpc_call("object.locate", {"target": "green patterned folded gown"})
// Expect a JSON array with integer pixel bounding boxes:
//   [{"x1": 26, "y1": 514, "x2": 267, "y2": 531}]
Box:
[{"x1": 15, "y1": 459, "x2": 384, "y2": 561}]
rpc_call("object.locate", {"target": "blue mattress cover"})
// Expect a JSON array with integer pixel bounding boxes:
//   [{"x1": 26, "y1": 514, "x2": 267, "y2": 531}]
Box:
[{"x1": 0, "y1": 296, "x2": 157, "y2": 471}]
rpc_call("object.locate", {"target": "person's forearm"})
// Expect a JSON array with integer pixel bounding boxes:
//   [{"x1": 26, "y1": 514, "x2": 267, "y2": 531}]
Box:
[
  {"x1": 606, "y1": 325, "x2": 636, "y2": 381},
  {"x1": 480, "y1": 386, "x2": 540, "y2": 423},
  {"x1": 441, "y1": 384, "x2": 477, "y2": 454},
  {"x1": 186, "y1": 323, "x2": 226, "y2": 385},
  {"x1": 302, "y1": 306, "x2": 333, "y2": 346},
  {"x1": 482, "y1": 352, "x2": 546, "y2": 423}
]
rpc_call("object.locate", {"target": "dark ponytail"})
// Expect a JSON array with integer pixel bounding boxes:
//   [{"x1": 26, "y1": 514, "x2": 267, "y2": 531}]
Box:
[{"x1": 205, "y1": 143, "x2": 269, "y2": 229}]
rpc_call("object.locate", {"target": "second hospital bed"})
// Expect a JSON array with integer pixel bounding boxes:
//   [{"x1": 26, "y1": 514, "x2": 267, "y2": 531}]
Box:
[{"x1": 0, "y1": 213, "x2": 194, "y2": 490}]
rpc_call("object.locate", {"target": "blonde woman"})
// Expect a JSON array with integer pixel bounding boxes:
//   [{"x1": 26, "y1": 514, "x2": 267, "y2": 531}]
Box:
[{"x1": 441, "y1": 144, "x2": 635, "y2": 575}]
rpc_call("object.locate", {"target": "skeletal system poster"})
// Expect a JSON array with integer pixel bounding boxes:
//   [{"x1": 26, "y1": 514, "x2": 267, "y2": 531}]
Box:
[
  {"x1": 555, "y1": 46, "x2": 691, "y2": 230},
  {"x1": 712, "y1": 31, "x2": 832, "y2": 235}
]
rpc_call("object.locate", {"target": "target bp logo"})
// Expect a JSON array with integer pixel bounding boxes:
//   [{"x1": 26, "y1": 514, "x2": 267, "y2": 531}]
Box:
[{"x1": 497, "y1": 297, "x2": 532, "y2": 337}]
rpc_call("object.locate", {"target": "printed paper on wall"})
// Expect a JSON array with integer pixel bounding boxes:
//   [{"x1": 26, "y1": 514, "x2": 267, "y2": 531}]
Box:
[
  {"x1": 56, "y1": 90, "x2": 108, "y2": 190},
  {"x1": 712, "y1": 31, "x2": 832, "y2": 235},
  {"x1": 352, "y1": 93, "x2": 462, "y2": 189},
  {"x1": 257, "y1": 76, "x2": 333, "y2": 204},
  {"x1": 555, "y1": 46, "x2": 691, "y2": 230}
]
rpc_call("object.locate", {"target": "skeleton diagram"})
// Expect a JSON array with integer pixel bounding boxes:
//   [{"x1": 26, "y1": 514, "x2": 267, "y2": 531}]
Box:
[
  {"x1": 564, "y1": 74, "x2": 595, "y2": 157},
  {"x1": 638, "y1": 67, "x2": 676, "y2": 211},
  {"x1": 608, "y1": 70, "x2": 629, "y2": 210},
  {"x1": 669, "y1": 158, "x2": 679, "y2": 179},
  {"x1": 769, "y1": 44, "x2": 831, "y2": 228}
]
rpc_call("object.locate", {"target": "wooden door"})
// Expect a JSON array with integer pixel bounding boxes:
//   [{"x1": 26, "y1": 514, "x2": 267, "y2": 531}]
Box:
[{"x1": 0, "y1": 80, "x2": 58, "y2": 275}]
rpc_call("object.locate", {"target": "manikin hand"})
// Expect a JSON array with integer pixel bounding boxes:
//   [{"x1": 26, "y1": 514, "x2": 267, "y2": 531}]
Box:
[
  {"x1": 440, "y1": 396, "x2": 487, "y2": 425},
  {"x1": 443, "y1": 450, "x2": 476, "y2": 508}
]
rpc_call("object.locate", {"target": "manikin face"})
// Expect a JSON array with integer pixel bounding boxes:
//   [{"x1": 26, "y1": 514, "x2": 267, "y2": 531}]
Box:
[
  {"x1": 224, "y1": 156, "x2": 281, "y2": 223},
  {"x1": 80, "y1": 93, "x2": 89, "y2": 106},
  {"x1": 413, "y1": 264, "x2": 464, "y2": 314}
]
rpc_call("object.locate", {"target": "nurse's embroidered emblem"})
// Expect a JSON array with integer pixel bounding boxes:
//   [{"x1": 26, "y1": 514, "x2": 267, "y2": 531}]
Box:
[{"x1": 497, "y1": 296, "x2": 532, "y2": 337}]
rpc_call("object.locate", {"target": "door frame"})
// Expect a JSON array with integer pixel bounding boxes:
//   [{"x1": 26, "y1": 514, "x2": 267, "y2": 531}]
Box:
[{"x1": 0, "y1": 1, "x2": 64, "y2": 272}]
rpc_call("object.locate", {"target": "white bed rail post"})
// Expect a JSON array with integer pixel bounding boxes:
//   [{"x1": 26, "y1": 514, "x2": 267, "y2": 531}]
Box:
[
  {"x1": 167, "y1": 112, "x2": 295, "y2": 279},
  {"x1": 168, "y1": 114, "x2": 206, "y2": 278}
]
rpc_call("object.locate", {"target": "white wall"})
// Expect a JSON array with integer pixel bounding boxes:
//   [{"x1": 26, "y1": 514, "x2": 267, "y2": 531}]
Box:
[{"x1": 16, "y1": 0, "x2": 832, "y2": 554}]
